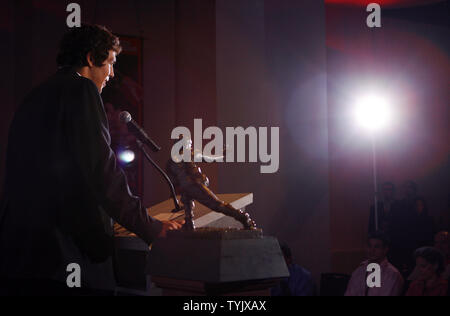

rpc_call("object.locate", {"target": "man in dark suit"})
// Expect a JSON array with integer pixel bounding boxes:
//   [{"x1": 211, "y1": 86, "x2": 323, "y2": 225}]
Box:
[
  {"x1": 0, "y1": 25, "x2": 182, "y2": 295},
  {"x1": 368, "y1": 181, "x2": 400, "y2": 235}
]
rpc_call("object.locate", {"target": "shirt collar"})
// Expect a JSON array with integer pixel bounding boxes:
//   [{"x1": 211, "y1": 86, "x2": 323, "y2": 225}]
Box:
[{"x1": 363, "y1": 258, "x2": 389, "y2": 267}]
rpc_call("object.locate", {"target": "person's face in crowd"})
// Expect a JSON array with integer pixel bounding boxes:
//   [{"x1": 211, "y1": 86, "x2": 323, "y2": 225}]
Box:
[
  {"x1": 283, "y1": 254, "x2": 293, "y2": 266},
  {"x1": 403, "y1": 181, "x2": 416, "y2": 199},
  {"x1": 415, "y1": 199, "x2": 425, "y2": 215},
  {"x1": 434, "y1": 232, "x2": 449, "y2": 257},
  {"x1": 85, "y1": 50, "x2": 116, "y2": 93},
  {"x1": 367, "y1": 238, "x2": 388, "y2": 263},
  {"x1": 382, "y1": 184, "x2": 395, "y2": 200},
  {"x1": 415, "y1": 256, "x2": 438, "y2": 281}
]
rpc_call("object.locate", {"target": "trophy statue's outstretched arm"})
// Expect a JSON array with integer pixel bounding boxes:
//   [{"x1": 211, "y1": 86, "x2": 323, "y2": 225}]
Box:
[{"x1": 166, "y1": 157, "x2": 256, "y2": 230}]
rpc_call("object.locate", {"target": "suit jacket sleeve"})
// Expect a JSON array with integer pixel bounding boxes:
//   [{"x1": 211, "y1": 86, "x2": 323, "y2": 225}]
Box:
[{"x1": 62, "y1": 77, "x2": 162, "y2": 245}]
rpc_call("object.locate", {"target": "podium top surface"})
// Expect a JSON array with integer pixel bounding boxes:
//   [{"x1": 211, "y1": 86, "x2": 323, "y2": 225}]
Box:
[
  {"x1": 148, "y1": 193, "x2": 253, "y2": 222},
  {"x1": 114, "y1": 193, "x2": 253, "y2": 238}
]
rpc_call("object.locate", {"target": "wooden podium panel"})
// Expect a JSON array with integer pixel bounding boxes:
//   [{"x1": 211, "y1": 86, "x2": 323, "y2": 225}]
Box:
[
  {"x1": 147, "y1": 231, "x2": 289, "y2": 296},
  {"x1": 150, "y1": 277, "x2": 277, "y2": 296}
]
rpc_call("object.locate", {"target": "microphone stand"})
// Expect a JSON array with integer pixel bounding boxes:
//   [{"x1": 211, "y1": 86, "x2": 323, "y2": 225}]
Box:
[{"x1": 136, "y1": 139, "x2": 182, "y2": 214}]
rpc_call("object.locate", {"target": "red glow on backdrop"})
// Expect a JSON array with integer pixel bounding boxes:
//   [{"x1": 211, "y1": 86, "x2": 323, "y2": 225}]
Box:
[
  {"x1": 325, "y1": 0, "x2": 445, "y2": 8},
  {"x1": 32, "y1": 0, "x2": 66, "y2": 17}
]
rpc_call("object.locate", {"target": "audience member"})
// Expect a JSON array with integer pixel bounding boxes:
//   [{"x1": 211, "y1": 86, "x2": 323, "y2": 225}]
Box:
[
  {"x1": 409, "y1": 198, "x2": 434, "y2": 248},
  {"x1": 345, "y1": 232, "x2": 404, "y2": 296},
  {"x1": 405, "y1": 247, "x2": 448, "y2": 296},
  {"x1": 408, "y1": 230, "x2": 450, "y2": 283},
  {"x1": 436, "y1": 197, "x2": 450, "y2": 232},
  {"x1": 400, "y1": 180, "x2": 419, "y2": 211},
  {"x1": 390, "y1": 181, "x2": 434, "y2": 277},
  {"x1": 368, "y1": 181, "x2": 401, "y2": 235},
  {"x1": 271, "y1": 242, "x2": 315, "y2": 296},
  {"x1": 433, "y1": 231, "x2": 450, "y2": 280}
]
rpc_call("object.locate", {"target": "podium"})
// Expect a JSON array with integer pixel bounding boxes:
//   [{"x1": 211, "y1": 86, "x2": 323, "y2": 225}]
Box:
[
  {"x1": 114, "y1": 193, "x2": 289, "y2": 296},
  {"x1": 148, "y1": 229, "x2": 289, "y2": 296}
]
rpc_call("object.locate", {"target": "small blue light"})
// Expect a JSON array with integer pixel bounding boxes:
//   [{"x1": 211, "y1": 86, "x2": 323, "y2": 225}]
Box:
[{"x1": 118, "y1": 150, "x2": 135, "y2": 164}]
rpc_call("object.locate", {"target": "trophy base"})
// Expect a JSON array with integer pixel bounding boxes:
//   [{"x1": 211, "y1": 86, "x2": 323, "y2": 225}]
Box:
[
  {"x1": 167, "y1": 227, "x2": 263, "y2": 240},
  {"x1": 147, "y1": 229, "x2": 289, "y2": 284}
]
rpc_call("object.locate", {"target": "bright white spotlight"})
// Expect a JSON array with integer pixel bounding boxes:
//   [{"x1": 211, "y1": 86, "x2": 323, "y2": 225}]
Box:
[
  {"x1": 118, "y1": 149, "x2": 135, "y2": 164},
  {"x1": 354, "y1": 94, "x2": 391, "y2": 132}
]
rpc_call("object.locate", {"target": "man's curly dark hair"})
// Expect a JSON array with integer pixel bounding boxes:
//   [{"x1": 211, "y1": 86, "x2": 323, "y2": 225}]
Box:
[{"x1": 57, "y1": 25, "x2": 122, "y2": 68}]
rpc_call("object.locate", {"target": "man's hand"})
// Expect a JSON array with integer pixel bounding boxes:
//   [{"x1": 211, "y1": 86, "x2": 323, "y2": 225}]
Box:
[{"x1": 158, "y1": 220, "x2": 185, "y2": 238}]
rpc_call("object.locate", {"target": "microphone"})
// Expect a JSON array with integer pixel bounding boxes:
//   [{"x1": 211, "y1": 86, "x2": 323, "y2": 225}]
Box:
[{"x1": 119, "y1": 111, "x2": 161, "y2": 152}]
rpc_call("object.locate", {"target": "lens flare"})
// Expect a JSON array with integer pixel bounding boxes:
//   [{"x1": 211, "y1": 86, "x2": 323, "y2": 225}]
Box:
[{"x1": 354, "y1": 94, "x2": 391, "y2": 132}]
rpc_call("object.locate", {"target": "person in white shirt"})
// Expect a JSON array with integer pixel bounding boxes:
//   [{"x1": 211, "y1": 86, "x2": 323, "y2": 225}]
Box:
[{"x1": 345, "y1": 232, "x2": 404, "y2": 296}]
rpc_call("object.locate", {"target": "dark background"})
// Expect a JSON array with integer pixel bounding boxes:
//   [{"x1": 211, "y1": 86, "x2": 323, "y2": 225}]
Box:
[{"x1": 0, "y1": 0, "x2": 448, "y2": 285}]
